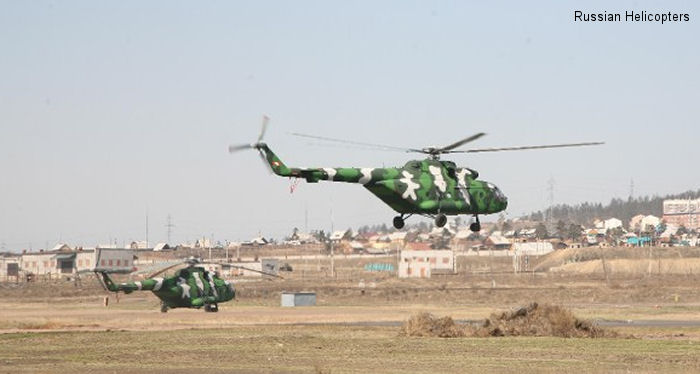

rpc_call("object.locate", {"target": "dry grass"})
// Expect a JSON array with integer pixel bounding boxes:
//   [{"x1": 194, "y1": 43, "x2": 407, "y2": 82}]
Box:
[
  {"x1": 400, "y1": 312, "x2": 465, "y2": 338},
  {"x1": 2, "y1": 325, "x2": 700, "y2": 374},
  {"x1": 402, "y1": 303, "x2": 613, "y2": 338},
  {"x1": 473, "y1": 302, "x2": 611, "y2": 338}
]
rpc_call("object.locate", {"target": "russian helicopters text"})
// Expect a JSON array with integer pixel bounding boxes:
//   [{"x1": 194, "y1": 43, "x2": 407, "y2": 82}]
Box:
[{"x1": 229, "y1": 116, "x2": 603, "y2": 232}]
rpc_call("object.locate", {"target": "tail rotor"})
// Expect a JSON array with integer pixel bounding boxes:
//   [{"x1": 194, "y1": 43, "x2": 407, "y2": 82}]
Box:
[{"x1": 228, "y1": 115, "x2": 273, "y2": 173}]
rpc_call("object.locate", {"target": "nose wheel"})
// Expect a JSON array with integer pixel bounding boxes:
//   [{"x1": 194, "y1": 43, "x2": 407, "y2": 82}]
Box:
[
  {"x1": 393, "y1": 216, "x2": 405, "y2": 229},
  {"x1": 469, "y1": 215, "x2": 481, "y2": 232},
  {"x1": 434, "y1": 213, "x2": 447, "y2": 228}
]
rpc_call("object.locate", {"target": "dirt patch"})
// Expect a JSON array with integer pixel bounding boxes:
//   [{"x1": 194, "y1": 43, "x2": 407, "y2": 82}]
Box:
[{"x1": 402, "y1": 303, "x2": 614, "y2": 338}]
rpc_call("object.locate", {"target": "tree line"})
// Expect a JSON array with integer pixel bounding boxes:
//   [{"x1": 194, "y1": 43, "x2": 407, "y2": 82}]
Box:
[{"x1": 525, "y1": 189, "x2": 700, "y2": 227}]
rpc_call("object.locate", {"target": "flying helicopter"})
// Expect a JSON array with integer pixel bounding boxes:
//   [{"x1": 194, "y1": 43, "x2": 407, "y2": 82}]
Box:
[
  {"x1": 229, "y1": 116, "x2": 603, "y2": 232},
  {"x1": 93, "y1": 257, "x2": 280, "y2": 313}
]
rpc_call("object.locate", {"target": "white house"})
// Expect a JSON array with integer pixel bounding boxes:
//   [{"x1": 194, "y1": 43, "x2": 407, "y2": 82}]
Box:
[
  {"x1": 398, "y1": 249, "x2": 454, "y2": 278},
  {"x1": 603, "y1": 218, "x2": 623, "y2": 230},
  {"x1": 641, "y1": 215, "x2": 661, "y2": 230},
  {"x1": 0, "y1": 254, "x2": 21, "y2": 280},
  {"x1": 629, "y1": 215, "x2": 661, "y2": 231},
  {"x1": 512, "y1": 242, "x2": 554, "y2": 256},
  {"x1": 21, "y1": 248, "x2": 134, "y2": 278}
]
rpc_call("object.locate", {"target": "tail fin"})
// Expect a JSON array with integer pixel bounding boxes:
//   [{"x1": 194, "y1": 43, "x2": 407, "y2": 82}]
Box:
[
  {"x1": 256, "y1": 143, "x2": 294, "y2": 177},
  {"x1": 96, "y1": 271, "x2": 119, "y2": 292}
]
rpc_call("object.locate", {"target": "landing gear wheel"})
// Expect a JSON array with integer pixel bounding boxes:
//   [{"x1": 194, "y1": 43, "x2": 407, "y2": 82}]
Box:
[
  {"x1": 160, "y1": 303, "x2": 169, "y2": 313},
  {"x1": 470, "y1": 215, "x2": 481, "y2": 232},
  {"x1": 204, "y1": 303, "x2": 219, "y2": 313},
  {"x1": 434, "y1": 213, "x2": 447, "y2": 228},
  {"x1": 393, "y1": 216, "x2": 405, "y2": 229}
]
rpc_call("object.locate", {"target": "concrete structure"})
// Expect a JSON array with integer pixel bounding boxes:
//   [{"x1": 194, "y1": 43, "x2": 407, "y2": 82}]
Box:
[
  {"x1": 201, "y1": 261, "x2": 266, "y2": 277},
  {"x1": 512, "y1": 242, "x2": 554, "y2": 256},
  {"x1": 0, "y1": 254, "x2": 21, "y2": 281},
  {"x1": 398, "y1": 260, "x2": 431, "y2": 278},
  {"x1": 398, "y1": 249, "x2": 454, "y2": 278},
  {"x1": 485, "y1": 234, "x2": 511, "y2": 250},
  {"x1": 281, "y1": 292, "x2": 316, "y2": 307},
  {"x1": 20, "y1": 248, "x2": 134, "y2": 279},
  {"x1": 663, "y1": 199, "x2": 700, "y2": 230}
]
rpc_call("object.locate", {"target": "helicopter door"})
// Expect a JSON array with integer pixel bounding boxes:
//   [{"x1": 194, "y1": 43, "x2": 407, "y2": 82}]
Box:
[{"x1": 454, "y1": 168, "x2": 472, "y2": 203}]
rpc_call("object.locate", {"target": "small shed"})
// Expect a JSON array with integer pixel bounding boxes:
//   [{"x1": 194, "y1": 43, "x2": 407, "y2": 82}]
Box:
[{"x1": 281, "y1": 292, "x2": 316, "y2": 307}]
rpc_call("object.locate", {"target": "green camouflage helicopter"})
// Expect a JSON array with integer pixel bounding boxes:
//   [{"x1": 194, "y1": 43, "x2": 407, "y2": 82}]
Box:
[
  {"x1": 94, "y1": 257, "x2": 279, "y2": 313},
  {"x1": 229, "y1": 116, "x2": 603, "y2": 232}
]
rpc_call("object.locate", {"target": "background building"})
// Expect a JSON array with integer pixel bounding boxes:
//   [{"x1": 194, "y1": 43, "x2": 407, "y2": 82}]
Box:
[{"x1": 664, "y1": 199, "x2": 700, "y2": 230}]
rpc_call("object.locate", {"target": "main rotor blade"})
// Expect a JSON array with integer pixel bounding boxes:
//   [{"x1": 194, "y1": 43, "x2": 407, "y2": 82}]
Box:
[
  {"x1": 200, "y1": 261, "x2": 284, "y2": 278},
  {"x1": 290, "y1": 132, "x2": 409, "y2": 152},
  {"x1": 438, "y1": 132, "x2": 487, "y2": 152},
  {"x1": 228, "y1": 144, "x2": 253, "y2": 153},
  {"x1": 145, "y1": 262, "x2": 186, "y2": 278},
  {"x1": 448, "y1": 141, "x2": 605, "y2": 154},
  {"x1": 257, "y1": 115, "x2": 269, "y2": 143}
]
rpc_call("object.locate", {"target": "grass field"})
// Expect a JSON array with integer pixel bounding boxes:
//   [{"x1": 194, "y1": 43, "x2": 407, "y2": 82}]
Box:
[
  {"x1": 2, "y1": 325, "x2": 700, "y2": 374},
  {"x1": 2, "y1": 250, "x2": 700, "y2": 373}
]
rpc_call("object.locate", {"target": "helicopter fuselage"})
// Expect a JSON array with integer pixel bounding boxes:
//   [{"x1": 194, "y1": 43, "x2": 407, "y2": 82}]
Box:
[
  {"x1": 99, "y1": 267, "x2": 235, "y2": 310},
  {"x1": 257, "y1": 143, "x2": 508, "y2": 217}
]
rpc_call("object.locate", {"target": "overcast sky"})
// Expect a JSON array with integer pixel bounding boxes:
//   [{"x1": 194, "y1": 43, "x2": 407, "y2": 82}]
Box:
[{"x1": 1, "y1": 1, "x2": 698, "y2": 250}]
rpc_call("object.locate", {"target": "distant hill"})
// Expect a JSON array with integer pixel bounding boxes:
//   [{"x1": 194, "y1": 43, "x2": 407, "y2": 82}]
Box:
[{"x1": 524, "y1": 189, "x2": 700, "y2": 227}]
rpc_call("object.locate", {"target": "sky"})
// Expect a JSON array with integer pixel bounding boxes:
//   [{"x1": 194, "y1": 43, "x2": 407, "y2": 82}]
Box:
[{"x1": 1, "y1": 1, "x2": 698, "y2": 250}]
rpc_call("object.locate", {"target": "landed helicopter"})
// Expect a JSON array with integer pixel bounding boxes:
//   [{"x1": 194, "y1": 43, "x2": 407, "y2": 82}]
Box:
[
  {"x1": 229, "y1": 116, "x2": 603, "y2": 232},
  {"x1": 93, "y1": 257, "x2": 280, "y2": 312}
]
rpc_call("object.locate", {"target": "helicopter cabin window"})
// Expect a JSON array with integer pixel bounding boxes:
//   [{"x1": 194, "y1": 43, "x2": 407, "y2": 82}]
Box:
[{"x1": 405, "y1": 161, "x2": 421, "y2": 170}]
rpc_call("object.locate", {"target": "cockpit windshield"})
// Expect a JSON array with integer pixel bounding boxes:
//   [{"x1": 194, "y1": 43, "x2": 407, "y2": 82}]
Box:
[{"x1": 493, "y1": 186, "x2": 506, "y2": 201}]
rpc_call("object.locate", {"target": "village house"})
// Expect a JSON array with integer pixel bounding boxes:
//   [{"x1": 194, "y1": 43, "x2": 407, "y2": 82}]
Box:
[
  {"x1": 398, "y1": 249, "x2": 454, "y2": 278},
  {"x1": 0, "y1": 253, "x2": 21, "y2": 281},
  {"x1": 19, "y1": 247, "x2": 134, "y2": 279},
  {"x1": 485, "y1": 232, "x2": 511, "y2": 250},
  {"x1": 629, "y1": 215, "x2": 661, "y2": 232}
]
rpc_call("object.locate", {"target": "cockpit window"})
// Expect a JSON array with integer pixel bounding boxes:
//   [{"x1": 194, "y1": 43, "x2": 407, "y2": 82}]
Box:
[
  {"x1": 493, "y1": 186, "x2": 506, "y2": 200},
  {"x1": 405, "y1": 161, "x2": 421, "y2": 170}
]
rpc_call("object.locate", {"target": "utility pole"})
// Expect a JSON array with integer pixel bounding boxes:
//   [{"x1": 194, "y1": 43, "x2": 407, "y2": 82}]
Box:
[
  {"x1": 145, "y1": 212, "x2": 149, "y2": 249},
  {"x1": 165, "y1": 214, "x2": 175, "y2": 244},
  {"x1": 330, "y1": 206, "x2": 335, "y2": 278}
]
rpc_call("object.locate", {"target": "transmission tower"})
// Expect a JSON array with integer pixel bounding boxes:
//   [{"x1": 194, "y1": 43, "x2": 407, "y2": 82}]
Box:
[
  {"x1": 165, "y1": 214, "x2": 175, "y2": 244},
  {"x1": 546, "y1": 176, "x2": 555, "y2": 228},
  {"x1": 629, "y1": 178, "x2": 634, "y2": 200}
]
